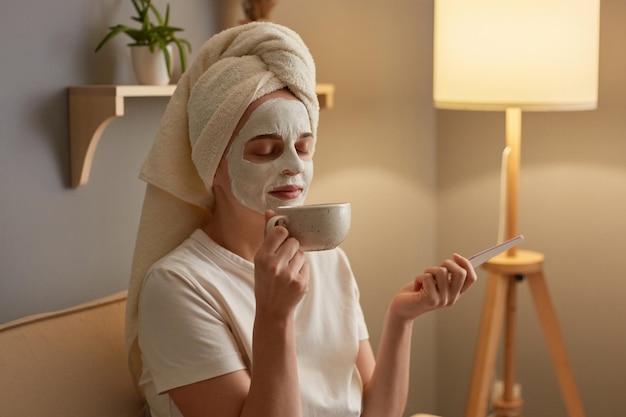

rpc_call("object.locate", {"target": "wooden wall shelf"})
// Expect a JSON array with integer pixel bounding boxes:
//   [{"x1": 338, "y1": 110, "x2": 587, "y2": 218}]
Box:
[{"x1": 68, "y1": 83, "x2": 335, "y2": 188}]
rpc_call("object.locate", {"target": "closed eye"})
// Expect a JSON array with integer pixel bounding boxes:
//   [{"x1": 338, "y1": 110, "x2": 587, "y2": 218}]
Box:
[
  {"x1": 295, "y1": 134, "x2": 314, "y2": 159},
  {"x1": 244, "y1": 136, "x2": 284, "y2": 161}
]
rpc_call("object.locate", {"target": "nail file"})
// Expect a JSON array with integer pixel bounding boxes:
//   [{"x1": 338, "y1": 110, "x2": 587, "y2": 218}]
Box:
[{"x1": 468, "y1": 235, "x2": 525, "y2": 268}]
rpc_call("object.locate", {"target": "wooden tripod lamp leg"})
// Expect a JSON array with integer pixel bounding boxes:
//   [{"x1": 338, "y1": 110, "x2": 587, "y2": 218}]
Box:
[
  {"x1": 465, "y1": 272, "x2": 509, "y2": 417},
  {"x1": 526, "y1": 271, "x2": 586, "y2": 417},
  {"x1": 491, "y1": 276, "x2": 524, "y2": 416}
]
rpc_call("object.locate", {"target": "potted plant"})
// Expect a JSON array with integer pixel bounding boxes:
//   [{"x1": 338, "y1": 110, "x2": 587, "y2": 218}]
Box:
[{"x1": 95, "y1": 0, "x2": 191, "y2": 85}]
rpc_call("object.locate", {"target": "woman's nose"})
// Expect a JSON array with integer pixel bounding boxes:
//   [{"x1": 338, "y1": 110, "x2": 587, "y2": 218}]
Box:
[{"x1": 280, "y1": 147, "x2": 305, "y2": 175}]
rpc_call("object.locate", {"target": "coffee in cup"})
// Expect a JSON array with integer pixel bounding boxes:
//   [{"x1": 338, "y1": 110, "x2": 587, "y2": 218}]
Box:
[{"x1": 265, "y1": 203, "x2": 351, "y2": 251}]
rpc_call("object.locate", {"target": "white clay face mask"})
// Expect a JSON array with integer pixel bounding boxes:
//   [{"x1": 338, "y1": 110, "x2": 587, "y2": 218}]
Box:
[{"x1": 226, "y1": 98, "x2": 314, "y2": 214}]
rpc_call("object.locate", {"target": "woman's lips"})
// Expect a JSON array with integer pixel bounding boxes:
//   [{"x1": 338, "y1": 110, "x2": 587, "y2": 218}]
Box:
[{"x1": 269, "y1": 185, "x2": 303, "y2": 200}]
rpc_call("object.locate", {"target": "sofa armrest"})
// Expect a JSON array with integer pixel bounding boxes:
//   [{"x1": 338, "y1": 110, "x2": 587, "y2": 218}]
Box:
[{"x1": 0, "y1": 291, "x2": 146, "y2": 417}]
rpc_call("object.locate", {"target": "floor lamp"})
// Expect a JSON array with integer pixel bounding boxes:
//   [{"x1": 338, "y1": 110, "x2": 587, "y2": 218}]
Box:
[{"x1": 433, "y1": 1, "x2": 600, "y2": 417}]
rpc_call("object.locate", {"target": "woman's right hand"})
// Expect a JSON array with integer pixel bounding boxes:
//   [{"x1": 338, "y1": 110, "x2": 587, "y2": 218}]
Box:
[{"x1": 253, "y1": 210, "x2": 310, "y2": 320}]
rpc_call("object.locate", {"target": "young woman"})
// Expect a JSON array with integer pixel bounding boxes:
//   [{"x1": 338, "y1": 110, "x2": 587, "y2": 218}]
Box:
[{"x1": 129, "y1": 22, "x2": 476, "y2": 417}]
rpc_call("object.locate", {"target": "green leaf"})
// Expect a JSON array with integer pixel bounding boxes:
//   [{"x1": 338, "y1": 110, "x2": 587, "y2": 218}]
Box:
[
  {"x1": 170, "y1": 37, "x2": 190, "y2": 73},
  {"x1": 95, "y1": 25, "x2": 133, "y2": 52},
  {"x1": 149, "y1": 1, "x2": 164, "y2": 26},
  {"x1": 130, "y1": 0, "x2": 142, "y2": 15},
  {"x1": 164, "y1": 4, "x2": 171, "y2": 26},
  {"x1": 155, "y1": 37, "x2": 172, "y2": 75}
]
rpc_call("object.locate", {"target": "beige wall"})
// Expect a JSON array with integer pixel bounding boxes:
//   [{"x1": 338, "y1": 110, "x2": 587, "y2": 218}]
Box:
[{"x1": 436, "y1": 1, "x2": 626, "y2": 416}]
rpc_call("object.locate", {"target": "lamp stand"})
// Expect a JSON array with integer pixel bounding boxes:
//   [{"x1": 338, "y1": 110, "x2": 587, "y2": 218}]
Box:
[{"x1": 464, "y1": 109, "x2": 586, "y2": 417}]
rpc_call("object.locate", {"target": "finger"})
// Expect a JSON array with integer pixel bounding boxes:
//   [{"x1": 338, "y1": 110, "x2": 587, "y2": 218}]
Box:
[
  {"x1": 263, "y1": 225, "x2": 291, "y2": 253},
  {"x1": 424, "y1": 266, "x2": 450, "y2": 296},
  {"x1": 275, "y1": 236, "x2": 302, "y2": 259},
  {"x1": 413, "y1": 275, "x2": 423, "y2": 292},
  {"x1": 299, "y1": 258, "x2": 311, "y2": 291},
  {"x1": 448, "y1": 275, "x2": 464, "y2": 303},
  {"x1": 283, "y1": 251, "x2": 309, "y2": 295},
  {"x1": 441, "y1": 259, "x2": 467, "y2": 305},
  {"x1": 414, "y1": 274, "x2": 432, "y2": 292},
  {"x1": 289, "y1": 250, "x2": 307, "y2": 273},
  {"x1": 419, "y1": 273, "x2": 440, "y2": 305},
  {"x1": 264, "y1": 209, "x2": 278, "y2": 236},
  {"x1": 264, "y1": 209, "x2": 276, "y2": 223},
  {"x1": 453, "y1": 253, "x2": 478, "y2": 294}
]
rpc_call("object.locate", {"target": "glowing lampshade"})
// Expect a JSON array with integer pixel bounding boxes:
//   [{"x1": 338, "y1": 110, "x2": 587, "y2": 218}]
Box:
[{"x1": 433, "y1": 0, "x2": 600, "y2": 112}]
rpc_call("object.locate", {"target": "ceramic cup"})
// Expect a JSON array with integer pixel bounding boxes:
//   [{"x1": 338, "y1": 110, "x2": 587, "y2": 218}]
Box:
[{"x1": 265, "y1": 203, "x2": 351, "y2": 251}]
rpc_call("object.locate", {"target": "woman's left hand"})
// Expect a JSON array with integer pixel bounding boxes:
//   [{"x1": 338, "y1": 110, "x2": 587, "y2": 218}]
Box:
[{"x1": 389, "y1": 253, "x2": 477, "y2": 322}]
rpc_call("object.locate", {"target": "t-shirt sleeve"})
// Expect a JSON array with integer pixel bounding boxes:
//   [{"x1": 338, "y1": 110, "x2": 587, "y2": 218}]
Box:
[
  {"x1": 353, "y1": 283, "x2": 370, "y2": 341},
  {"x1": 138, "y1": 267, "x2": 247, "y2": 394},
  {"x1": 336, "y1": 248, "x2": 370, "y2": 342}
]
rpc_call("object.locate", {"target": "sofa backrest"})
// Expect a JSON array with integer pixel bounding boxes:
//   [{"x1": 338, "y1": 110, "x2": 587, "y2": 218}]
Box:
[{"x1": 0, "y1": 291, "x2": 146, "y2": 417}]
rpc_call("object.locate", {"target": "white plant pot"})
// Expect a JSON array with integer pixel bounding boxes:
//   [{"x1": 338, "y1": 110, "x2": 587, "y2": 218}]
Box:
[{"x1": 131, "y1": 45, "x2": 173, "y2": 85}]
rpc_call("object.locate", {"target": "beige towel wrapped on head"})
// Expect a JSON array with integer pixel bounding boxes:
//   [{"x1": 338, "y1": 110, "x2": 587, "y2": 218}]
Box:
[{"x1": 126, "y1": 21, "x2": 320, "y2": 390}]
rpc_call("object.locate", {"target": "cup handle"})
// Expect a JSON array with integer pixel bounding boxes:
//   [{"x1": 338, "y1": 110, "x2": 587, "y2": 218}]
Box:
[{"x1": 265, "y1": 214, "x2": 288, "y2": 234}]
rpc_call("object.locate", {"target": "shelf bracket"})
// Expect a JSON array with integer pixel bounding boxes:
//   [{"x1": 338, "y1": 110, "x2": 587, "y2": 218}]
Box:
[
  {"x1": 68, "y1": 85, "x2": 176, "y2": 188},
  {"x1": 69, "y1": 91, "x2": 123, "y2": 187}
]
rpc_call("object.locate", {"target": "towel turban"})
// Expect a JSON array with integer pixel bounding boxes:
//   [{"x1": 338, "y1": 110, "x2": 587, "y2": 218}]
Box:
[
  {"x1": 140, "y1": 21, "x2": 319, "y2": 209},
  {"x1": 125, "y1": 21, "x2": 319, "y2": 391}
]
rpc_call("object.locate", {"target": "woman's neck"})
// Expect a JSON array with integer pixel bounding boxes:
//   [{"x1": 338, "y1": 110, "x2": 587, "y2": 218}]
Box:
[{"x1": 203, "y1": 203, "x2": 264, "y2": 262}]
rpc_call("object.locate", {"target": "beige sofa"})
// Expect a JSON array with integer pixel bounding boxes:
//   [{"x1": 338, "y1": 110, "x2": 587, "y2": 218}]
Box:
[
  {"x1": 0, "y1": 291, "x2": 146, "y2": 417},
  {"x1": 0, "y1": 290, "x2": 441, "y2": 417}
]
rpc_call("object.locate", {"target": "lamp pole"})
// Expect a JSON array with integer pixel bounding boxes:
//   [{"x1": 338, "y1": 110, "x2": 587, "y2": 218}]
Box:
[{"x1": 505, "y1": 108, "x2": 522, "y2": 251}]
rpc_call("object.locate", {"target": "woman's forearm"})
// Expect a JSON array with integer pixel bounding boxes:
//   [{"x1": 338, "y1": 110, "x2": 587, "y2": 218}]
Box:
[
  {"x1": 361, "y1": 309, "x2": 414, "y2": 417},
  {"x1": 241, "y1": 313, "x2": 302, "y2": 417}
]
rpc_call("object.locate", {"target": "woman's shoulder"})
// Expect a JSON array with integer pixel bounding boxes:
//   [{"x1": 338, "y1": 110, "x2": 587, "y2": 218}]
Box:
[
  {"x1": 307, "y1": 246, "x2": 350, "y2": 263},
  {"x1": 306, "y1": 246, "x2": 355, "y2": 279},
  {"x1": 145, "y1": 229, "x2": 237, "y2": 287},
  {"x1": 149, "y1": 230, "x2": 209, "y2": 268}
]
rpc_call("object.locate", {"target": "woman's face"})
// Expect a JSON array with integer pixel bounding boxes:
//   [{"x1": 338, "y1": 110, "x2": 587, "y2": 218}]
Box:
[{"x1": 222, "y1": 93, "x2": 314, "y2": 214}]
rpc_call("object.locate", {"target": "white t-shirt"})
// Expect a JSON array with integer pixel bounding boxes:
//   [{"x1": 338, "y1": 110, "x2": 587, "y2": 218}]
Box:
[{"x1": 138, "y1": 229, "x2": 369, "y2": 417}]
